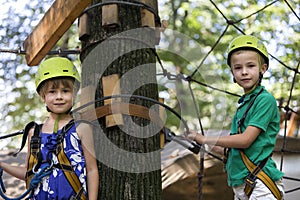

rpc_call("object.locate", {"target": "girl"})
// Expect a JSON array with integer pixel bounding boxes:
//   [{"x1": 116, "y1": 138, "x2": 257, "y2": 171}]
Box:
[{"x1": 0, "y1": 57, "x2": 99, "y2": 199}]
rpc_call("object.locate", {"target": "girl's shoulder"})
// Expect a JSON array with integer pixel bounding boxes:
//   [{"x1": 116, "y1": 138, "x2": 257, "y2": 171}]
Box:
[{"x1": 75, "y1": 122, "x2": 93, "y2": 139}]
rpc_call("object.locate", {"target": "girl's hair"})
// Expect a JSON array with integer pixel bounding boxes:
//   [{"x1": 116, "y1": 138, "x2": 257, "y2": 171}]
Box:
[{"x1": 39, "y1": 77, "x2": 80, "y2": 98}]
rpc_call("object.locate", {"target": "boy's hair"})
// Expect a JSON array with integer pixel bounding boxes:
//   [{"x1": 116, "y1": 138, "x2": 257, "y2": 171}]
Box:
[
  {"x1": 230, "y1": 49, "x2": 267, "y2": 68},
  {"x1": 38, "y1": 77, "x2": 80, "y2": 98}
]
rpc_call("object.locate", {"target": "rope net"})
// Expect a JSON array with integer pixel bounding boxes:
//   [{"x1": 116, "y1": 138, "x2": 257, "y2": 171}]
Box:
[
  {"x1": 156, "y1": 0, "x2": 300, "y2": 199},
  {"x1": 0, "y1": 0, "x2": 299, "y2": 199}
]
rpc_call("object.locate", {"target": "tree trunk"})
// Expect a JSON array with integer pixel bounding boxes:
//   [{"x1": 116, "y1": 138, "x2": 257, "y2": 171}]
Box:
[{"x1": 79, "y1": 0, "x2": 161, "y2": 199}]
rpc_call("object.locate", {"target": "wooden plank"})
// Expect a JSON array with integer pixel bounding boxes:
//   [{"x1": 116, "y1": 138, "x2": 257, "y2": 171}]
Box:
[
  {"x1": 23, "y1": 0, "x2": 91, "y2": 66},
  {"x1": 78, "y1": 13, "x2": 90, "y2": 40},
  {"x1": 102, "y1": 4, "x2": 119, "y2": 27},
  {"x1": 102, "y1": 74, "x2": 124, "y2": 128},
  {"x1": 159, "y1": 98, "x2": 165, "y2": 148},
  {"x1": 141, "y1": 8, "x2": 155, "y2": 27},
  {"x1": 79, "y1": 85, "x2": 95, "y2": 114},
  {"x1": 287, "y1": 112, "x2": 300, "y2": 137}
]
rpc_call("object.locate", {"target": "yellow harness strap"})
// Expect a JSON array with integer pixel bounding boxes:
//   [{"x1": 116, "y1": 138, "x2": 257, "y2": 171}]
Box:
[
  {"x1": 25, "y1": 152, "x2": 38, "y2": 188},
  {"x1": 56, "y1": 142, "x2": 86, "y2": 200},
  {"x1": 240, "y1": 151, "x2": 282, "y2": 200}
]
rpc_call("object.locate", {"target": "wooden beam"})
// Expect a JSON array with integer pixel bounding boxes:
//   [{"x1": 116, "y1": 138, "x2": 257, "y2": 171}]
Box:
[{"x1": 23, "y1": 0, "x2": 91, "y2": 66}]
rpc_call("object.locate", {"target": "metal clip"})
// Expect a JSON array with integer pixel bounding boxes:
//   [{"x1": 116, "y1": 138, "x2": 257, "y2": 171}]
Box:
[{"x1": 244, "y1": 175, "x2": 256, "y2": 189}]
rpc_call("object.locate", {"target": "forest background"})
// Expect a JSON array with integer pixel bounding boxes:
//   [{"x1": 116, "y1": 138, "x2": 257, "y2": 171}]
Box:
[{"x1": 0, "y1": 0, "x2": 299, "y2": 149}]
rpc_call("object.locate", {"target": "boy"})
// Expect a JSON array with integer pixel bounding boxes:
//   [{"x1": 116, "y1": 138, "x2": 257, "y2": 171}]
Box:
[
  {"x1": 0, "y1": 57, "x2": 99, "y2": 199},
  {"x1": 186, "y1": 35, "x2": 284, "y2": 200}
]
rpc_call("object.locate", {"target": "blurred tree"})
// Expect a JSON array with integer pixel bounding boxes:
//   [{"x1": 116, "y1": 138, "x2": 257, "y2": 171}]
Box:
[{"x1": 0, "y1": 0, "x2": 299, "y2": 149}]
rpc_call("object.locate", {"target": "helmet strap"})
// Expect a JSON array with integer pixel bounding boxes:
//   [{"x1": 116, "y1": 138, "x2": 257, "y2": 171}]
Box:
[
  {"x1": 46, "y1": 106, "x2": 72, "y2": 114},
  {"x1": 46, "y1": 106, "x2": 51, "y2": 112},
  {"x1": 258, "y1": 72, "x2": 263, "y2": 83}
]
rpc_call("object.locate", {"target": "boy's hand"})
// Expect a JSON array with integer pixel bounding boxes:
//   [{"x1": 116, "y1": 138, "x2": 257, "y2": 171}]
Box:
[{"x1": 184, "y1": 129, "x2": 199, "y2": 142}]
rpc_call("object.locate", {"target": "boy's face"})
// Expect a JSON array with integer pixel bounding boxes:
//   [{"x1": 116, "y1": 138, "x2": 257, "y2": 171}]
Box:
[
  {"x1": 40, "y1": 80, "x2": 74, "y2": 114},
  {"x1": 230, "y1": 50, "x2": 267, "y2": 93}
]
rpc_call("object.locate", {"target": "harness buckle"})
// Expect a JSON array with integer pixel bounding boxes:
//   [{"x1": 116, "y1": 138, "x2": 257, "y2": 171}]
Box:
[
  {"x1": 244, "y1": 175, "x2": 256, "y2": 188},
  {"x1": 69, "y1": 195, "x2": 80, "y2": 200},
  {"x1": 244, "y1": 174, "x2": 257, "y2": 197},
  {"x1": 30, "y1": 137, "x2": 41, "y2": 149}
]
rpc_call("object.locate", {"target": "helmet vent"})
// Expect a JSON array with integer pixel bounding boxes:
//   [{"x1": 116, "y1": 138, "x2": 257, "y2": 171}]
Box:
[
  {"x1": 44, "y1": 72, "x2": 50, "y2": 75},
  {"x1": 63, "y1": 70, "x2": 69, "y2": 72},
  {"x1": 246, "y1": 42, "x2": 253, "y2": 44}
]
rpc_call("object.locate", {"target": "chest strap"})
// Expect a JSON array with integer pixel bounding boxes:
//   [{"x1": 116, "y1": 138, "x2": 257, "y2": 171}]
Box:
[
  {"x1": 25, "y1": 120, "x2": 86, "y2": 200},
  {"x1": 240, "y1": 151, "x2": 282, "y2": 199}
]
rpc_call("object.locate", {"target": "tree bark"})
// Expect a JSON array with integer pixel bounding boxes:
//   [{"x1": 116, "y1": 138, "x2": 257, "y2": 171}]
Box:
[{"x1": 79, "y1": 0, "x2": 161, "y2": 199}]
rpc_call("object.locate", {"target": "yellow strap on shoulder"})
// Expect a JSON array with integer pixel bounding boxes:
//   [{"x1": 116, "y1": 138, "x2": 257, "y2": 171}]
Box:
[
  {"x1": 240, "y1": 151, "x2": 282, "y2": 200},
  {"x1": 57, "y1": 143, "x2": 87, "y2": 200}
]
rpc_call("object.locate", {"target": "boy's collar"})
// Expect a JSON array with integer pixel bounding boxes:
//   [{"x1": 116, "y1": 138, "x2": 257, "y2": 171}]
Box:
[{"x1": 238, "y1": 85, "x2": 264, "y2": 104}]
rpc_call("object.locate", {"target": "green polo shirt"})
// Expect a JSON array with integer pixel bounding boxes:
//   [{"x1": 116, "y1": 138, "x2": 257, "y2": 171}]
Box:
[{"x1": 226, "y1": 85, "x2": 284, "y2": 187}]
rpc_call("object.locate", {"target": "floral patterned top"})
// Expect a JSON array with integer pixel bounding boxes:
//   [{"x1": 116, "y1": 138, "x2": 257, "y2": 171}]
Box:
[{"x1": 31, "y1": 124, "x2": 87, "y2": 199}]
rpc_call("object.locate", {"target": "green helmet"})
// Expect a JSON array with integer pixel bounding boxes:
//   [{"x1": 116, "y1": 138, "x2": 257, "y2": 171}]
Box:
[
  {"x1": 227, "y1": 35, "x2": 269, "y2": 67},
  {"x1": 35, "y1": 57, "x2": 80, "y2": 92}
]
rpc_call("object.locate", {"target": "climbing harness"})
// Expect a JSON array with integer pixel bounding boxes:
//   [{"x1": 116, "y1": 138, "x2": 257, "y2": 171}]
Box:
[
  {"x1": 225, "y1": 87, "x2": 282, "y2": 199},
  {"x1": 27, "y1": 119, "x2": 86, "y2": 200},
  {"x1": 240, "y1": 151, "x2": 282, "y2": 199},
  {"x1": 12, "y1": 119, "x2": 86, "y2": 200}
]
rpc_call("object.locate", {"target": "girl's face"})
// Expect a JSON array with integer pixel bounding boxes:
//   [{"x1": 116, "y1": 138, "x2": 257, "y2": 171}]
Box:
[
  {"x1": 230, "y1": 50, "x2": 267, "y2": 93},
  {"x1": 41, "y1": 80, "x2": 74, "y2": 114}
]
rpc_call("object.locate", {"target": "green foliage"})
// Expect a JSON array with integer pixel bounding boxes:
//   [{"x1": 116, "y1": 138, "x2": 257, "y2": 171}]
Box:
[
  {"x1": 0, "y1": 0, "x2": 299, "y2": 146},
  {"x1": 158, "y1": 0, "x2": 299, "y2": 131}
]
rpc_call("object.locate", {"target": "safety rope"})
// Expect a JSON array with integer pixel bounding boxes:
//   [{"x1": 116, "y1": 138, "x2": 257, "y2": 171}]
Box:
[{"x1": 0, "y1": 164, "x2": 52, "y2": 200}]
